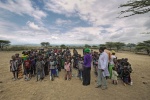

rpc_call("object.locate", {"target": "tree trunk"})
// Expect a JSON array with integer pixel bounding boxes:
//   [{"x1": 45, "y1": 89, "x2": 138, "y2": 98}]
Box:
[
  {"x1": 130, "y1": 47, "x2": 131, "y2": 52},
  {"x1": 147, "y1": 49, "x2": 149, "y2": 55}
]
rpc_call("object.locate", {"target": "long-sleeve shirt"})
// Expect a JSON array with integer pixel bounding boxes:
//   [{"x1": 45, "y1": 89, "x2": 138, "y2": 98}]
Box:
[
  {"x1": 98, "y1": 52, "x2": 110, "y2": 77},
  {"x1": 83, "y1": 54, "x2": 92, "y2": 67},
  {"x1": 98, "y1": 52, "x2": 108, "y2": 70}
]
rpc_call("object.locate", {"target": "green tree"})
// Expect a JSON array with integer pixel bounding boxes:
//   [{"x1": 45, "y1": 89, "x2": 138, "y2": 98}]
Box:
[
  {"x1": 85, "y1": 44, "x2": 91, "y2": 48},
  {"x1": 99, "y1": 44, "x2": 106, "y2": 47},
  {"x1": 119, "y1": 0, "x2": 150, "y2": 18},
  {"x1": 136, "y1": 40, "x2": 150, "y2": 55},
  {"x1": 45, "y1": 42, "x2": 50, "y2": 47},
  {"x1": 60, "y1": 44, "x2": 66, "y2": 49},
  {"x1": 92, "y1": 45, "x2": 97, "y2": 48},
  {"x1": 0, "y1": 40, "x2": 11, "y2": 50},
  {"x1": 114, "y1": 42, "x2": 125, "y2": 51},
  {"x1": 105, "y1": 42, "x2": 114, "y2": 50},
  {"x1": 40, "y1": 42, "x2": 50, "y2": 48},
  {"x1": 126, "y1": 43, "x2": 136, "y2": 51}
]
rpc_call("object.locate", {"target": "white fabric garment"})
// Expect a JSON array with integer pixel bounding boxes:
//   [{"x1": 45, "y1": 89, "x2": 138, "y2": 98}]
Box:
[
  {"x1": 109, "y1": 55, "x2": 116, "y2": 65},
  {"x1": 98, "y1": 52, "x2": 110, "y2": 77}
]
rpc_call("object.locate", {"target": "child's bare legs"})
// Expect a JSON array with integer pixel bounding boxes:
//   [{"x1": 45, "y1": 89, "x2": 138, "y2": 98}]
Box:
[
  {"x1": 112, "y1": 80, "x2": 114, "y2": 84},
  {"x1": 65, "y1": 71, "x2": 68, "y2": 80},
  {"x1": 12, "y1": 71, "x2": 17, "y2": 80},
  {"x1": 68, "y1": 71, "x2": 71, "y2": 80},
  {"x1": 114, "y1": 80, "x2": 118, "y2": 85},
  {"x1": 65, "y1": 71, "x2": 71, "y2": 80}
]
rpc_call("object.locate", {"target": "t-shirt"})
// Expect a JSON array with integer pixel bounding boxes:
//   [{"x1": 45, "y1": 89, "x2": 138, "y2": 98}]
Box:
[
  {"x1": 36, "y1": 61, "x2": 44, "y2": 71},
  {"x1": 110, "y1": 55, "x2": 116, "y2": 65},
  {"x1": 78, "y1": 61, "x2": 83, "y2": 70},
  {"x1": 24, "y1": 60, "x2": 31, "y2": 69},
  {"x1": 49, "y1": 61, "x2": 55, "y2": 69},
  {"x1": 22, "y1": 55, "x2": 28, "y2": 61}
]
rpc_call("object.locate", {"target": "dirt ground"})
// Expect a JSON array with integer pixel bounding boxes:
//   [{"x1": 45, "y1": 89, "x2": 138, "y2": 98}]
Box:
[{"x1": 0, "y1": 49, "x2": 150, "y2": 100}]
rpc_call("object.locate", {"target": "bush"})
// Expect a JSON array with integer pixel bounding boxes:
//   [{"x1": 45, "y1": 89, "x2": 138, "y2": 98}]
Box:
[{"x1": 7, "y1": 46, "x2": 34, "y2": 51}]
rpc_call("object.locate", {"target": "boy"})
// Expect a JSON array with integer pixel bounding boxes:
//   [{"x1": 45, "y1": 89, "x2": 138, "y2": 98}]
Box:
[
  {"x1": 36, "y1": 57, "x2": 45, "y2": 81},
  {"x1": 24, "y1": 57, "x2": 31, "y2": 81},
  {"x1": 10, "y1": 55, "x2": 18, "y2": 80},
  {"x1": 49, "y1": 58, "x2": 56, "y2": 81}
]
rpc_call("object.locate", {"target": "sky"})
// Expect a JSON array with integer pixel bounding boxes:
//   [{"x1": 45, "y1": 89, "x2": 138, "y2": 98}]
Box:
[{"x1": 0, "y1": 0, "x2": 150, "y2": 45}]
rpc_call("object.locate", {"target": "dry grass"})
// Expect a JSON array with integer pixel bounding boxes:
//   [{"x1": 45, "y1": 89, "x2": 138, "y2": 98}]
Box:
[{"x1": 0, "y1": 50, "x2": 150, "y2": 100}]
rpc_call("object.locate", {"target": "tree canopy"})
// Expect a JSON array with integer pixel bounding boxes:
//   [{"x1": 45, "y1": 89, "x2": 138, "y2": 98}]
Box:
[
  {"x1": 119, "y1": 0, "x2": 150, "y2": 18},
  {"x1": 85, "y1": 44, "x2": 91, "y2": 48},
  {"x1": 0, "y1": 40, "x2": 11, "y2": 50},
  {"x1": 126, "y1": 43, "x2": 136, "y2": 51},
  {"x1": 60, "y1": 44, "x2": 66, "y2": 49},
  {"x1": 105, "y1": 42, "x2": 114, "y2": 50},
  {"x1": 40, "y1": 42, "x2": 50, "y2": 48},
  {"x1": 114, "y1": 42, "x2": 126, "y2": 51},
  {"x1": 136, "y1": 40, "x2": 150, "y2": 55}
]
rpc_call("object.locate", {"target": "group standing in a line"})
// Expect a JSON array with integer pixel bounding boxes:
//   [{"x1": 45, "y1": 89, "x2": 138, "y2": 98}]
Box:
[{"x1": 10, "y1": 47, "x2": 133, "y2": 90}]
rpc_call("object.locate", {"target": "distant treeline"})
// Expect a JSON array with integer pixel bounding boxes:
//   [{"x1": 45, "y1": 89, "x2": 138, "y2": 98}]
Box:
[{"x1": 0, "y1": 40, "x2": 149, "y2": 55}]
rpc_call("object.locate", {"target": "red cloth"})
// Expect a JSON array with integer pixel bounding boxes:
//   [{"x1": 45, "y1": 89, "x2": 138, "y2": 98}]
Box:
[{"x1": 24, "y1": 60, "x2": 31, "y2": 69}]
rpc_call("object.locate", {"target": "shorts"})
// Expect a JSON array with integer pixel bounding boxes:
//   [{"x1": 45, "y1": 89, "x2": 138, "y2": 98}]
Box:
[
  {"x1": 25, "y1": 68, "x2": 30, "y2": 74},
  {"x1": 50, "y1": 69, "x2": 56, "y2": 75}
]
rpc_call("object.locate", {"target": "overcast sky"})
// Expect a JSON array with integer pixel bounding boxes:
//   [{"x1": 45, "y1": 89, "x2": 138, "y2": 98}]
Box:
[{"x1": 0, "y1": 0, "x2": 149, "y2": 45}]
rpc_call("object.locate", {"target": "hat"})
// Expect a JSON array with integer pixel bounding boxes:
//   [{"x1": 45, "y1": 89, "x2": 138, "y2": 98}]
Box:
[
  {"x1": 111, "y1": 50, "x2": 115, "y2": 54},
  {"x1": 84, "y1": 48, "x2": 90, "y2": 53}
]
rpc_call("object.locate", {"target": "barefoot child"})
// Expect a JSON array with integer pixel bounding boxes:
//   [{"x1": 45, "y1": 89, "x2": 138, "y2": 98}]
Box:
[
  {"x1": 15, "y1": 53, "x2": 23, "y2": 79},
  {"x1": 111, "y1": 67, "x2": 118, "y2": 85},
  {"x1": 24, "y1": 57, "x2": 31, "y2": 81},
  {"x1": 122, "y1": 62, "x2": 132, "y2": 86},
  {"x1": 64, "y1": 59, "x2": 71, "y2": 80},
  {"x1": 78, "y1": 57, "x2": 83, "y2": 80},
  {"x1": 10, "y1": 55, "x2": 18, "y2": 80},
  {"x1": 36, "y1": 57, "x2": 45, "y2": 81},
  {"x1": 49, "y1": 58, "x2": 56, "y2": 81}
]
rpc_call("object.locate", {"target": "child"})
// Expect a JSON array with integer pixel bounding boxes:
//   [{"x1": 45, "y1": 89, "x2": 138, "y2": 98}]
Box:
[
  {"x1": 49, "y1": 58, "x2": 56, "y2": 81},
  {"x1": 54, "y1": 58, "x2": 59, "y2": 77},
  {"x1": 15, "y1": 53, "x2": 23, "y2": 79},
  {"x1": 10, "y1": 55, "x2": 18, "y2": 80},
  {"x1": 36, "y1": 57, "x2": 45, "y2": 81},
  {"x1": 64, "y1": 59, "x2": 71, "y2": 80},
  {"x1": 30, "y1": 55, "x2": 36, "y2": 77},
  {"x1": 122, "y1": 62, "x2": 131, "y2": 86},
  {"x1": 109, "y1": 50, "x2": 117, "y2": 79},
  {"x1": 78, "y1": 57, "x2": 83, "y2": 80},
  {"x1": 24, "y1": 57, "x2": 31, "y2": 81},
  {"x1": 111, "y1": 67, "x2": 118, "y2": 85}
]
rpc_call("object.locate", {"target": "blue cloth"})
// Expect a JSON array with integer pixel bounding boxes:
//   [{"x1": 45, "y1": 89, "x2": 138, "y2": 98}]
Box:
[{"x1": 50, "y1": 69, "x2": 56, "y2": 76}]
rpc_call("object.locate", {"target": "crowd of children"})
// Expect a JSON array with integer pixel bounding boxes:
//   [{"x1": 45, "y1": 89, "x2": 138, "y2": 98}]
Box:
[{"x1": 10, "y1": 48, "x2": 133, "y2": 86}]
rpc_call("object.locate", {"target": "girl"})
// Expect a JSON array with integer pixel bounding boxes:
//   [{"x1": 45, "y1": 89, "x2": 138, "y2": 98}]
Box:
[
  {"x1": 111, "y1": 67, "x2": 118, "y2": 85},
  {"x1": 10, "y1": 55, "x2": 18, "y2": 81},
  {"x1": 64, "y1": 59, "x2": 71, "y2": 80},
  {"x1": 15, "y1": 53, "x2": 23, "y2": 79},
  {"x1": 78, "y1": 57, "x2": 83, "y2": 80}
]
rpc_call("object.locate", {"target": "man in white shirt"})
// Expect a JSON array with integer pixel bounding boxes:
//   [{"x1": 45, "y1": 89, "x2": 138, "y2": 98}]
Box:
[{"x1": 96, "y1": 47, "x2": 110, "y2": 90}]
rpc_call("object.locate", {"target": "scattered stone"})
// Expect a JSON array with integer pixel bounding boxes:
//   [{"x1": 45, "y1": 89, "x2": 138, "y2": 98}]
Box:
[
  {"x1": 32, "y1": 93, "x2": 36, "y2": 95},
  {"x1": 143, "y1": 82, "x2": 147, "y2": 84},
  {"x1": 0, "y1": 90, "x2": 4, "y2": 93},
  {"x1": 141, "y1": 77, "x2": 145, "y2": 78},
  {"x1": 0, "y1": 81, "x2": 2, "y2": 83}
]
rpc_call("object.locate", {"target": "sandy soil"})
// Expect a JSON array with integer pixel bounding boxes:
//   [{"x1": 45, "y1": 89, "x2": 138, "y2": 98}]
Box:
[{"x1": 0, "y1": 49, "x2": 150, "y2": 100}]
